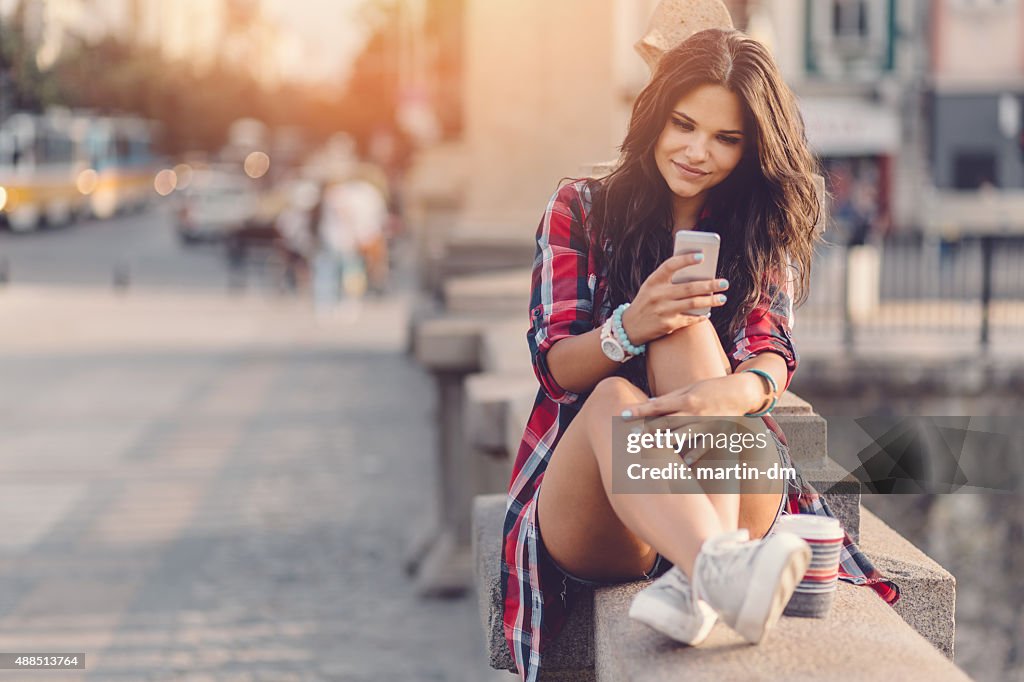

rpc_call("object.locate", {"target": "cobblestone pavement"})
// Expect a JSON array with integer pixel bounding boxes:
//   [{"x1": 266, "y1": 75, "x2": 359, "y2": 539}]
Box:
[{"x1": 0, "y1": 284, "x2": 504, "y2": 681}]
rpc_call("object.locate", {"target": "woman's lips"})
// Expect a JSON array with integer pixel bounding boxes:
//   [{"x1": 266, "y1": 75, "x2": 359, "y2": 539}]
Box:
[{"x1": 673, "y1": 161, "x2": 709, "y2": 178}]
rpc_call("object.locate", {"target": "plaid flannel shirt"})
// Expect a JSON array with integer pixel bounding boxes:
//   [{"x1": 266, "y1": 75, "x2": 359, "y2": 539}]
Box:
[{"x1": 501, "y1": 180, "x2": 900, "y2": 681}]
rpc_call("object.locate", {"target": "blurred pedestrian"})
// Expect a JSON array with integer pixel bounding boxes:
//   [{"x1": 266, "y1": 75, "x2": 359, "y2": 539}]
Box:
[
  {"x1": 275, "y1": 179, "x2": 320, "y2": 292},
  {"x1": 340, "y1": 167, "x2": 390, "y2": 295},
  {"x1": 308, "y1": 181, "x2": 365, "y2": 318}
]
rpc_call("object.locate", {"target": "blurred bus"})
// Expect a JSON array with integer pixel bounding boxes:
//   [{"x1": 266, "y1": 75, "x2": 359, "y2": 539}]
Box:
[
  {"x1": 0, "y1": 112, "x2": 80, "y2": 231},
  {"x1": 0, "y1": 112, "x2": 157, "y2": 232},
  {"x1": 77, "y1": 115, "x2": 157, "y2": 220}
]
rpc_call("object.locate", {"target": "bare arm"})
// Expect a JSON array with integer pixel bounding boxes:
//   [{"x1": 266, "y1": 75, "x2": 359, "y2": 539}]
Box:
[
  {"x1": 545, "y1": 326, "x2": 622, "y2": 394},
  {"x1": 732, "y1": 352, "x2": 789, "y2": 412}
]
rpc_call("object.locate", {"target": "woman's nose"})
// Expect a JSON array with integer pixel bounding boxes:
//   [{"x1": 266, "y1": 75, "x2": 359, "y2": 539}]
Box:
[{"x1": 685, "y1": 139, "x2": 709, "y2": 163}]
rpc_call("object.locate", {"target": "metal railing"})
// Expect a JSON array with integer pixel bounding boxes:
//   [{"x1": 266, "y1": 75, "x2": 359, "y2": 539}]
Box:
[{"x1": 796, "y1": 235, "x2": 1024, "y2": 353}]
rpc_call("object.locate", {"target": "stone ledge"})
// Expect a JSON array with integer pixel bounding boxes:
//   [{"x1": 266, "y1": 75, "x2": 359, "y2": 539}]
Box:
[
  {"x1": 414, "y1": 315, "x2": 505, "y2": 371},
  {"x1": 858, "y1": 507, "x2": 957, "y2": 659},
  {"x1": 473, "y1": 494, "x2": 958, "y2": 678},
  {"x1": 443, "y1": 269, "x2": 532, "y2": 315},
  {"x1": 595, "y1": 580, "x2": 967, "y2": 682},
  {"x1": 426, "y1": 236, "x2": 535, "y2": 293},
  {"x1": 481, "y1": 320, "x2": 531, "y2": 375},
  {"x1": 465, "y1": 373, "x2": 540, "y2": 455}
]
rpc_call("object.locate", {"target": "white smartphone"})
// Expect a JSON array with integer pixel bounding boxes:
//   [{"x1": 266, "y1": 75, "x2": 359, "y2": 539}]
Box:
[{"x1": 671, "y1": 230, "x2": 721, "y2": 316}]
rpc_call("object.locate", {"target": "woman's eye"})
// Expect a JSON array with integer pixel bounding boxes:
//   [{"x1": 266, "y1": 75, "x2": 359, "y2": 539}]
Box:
[
  {"x1": 672, "y1": 119, "x2": 693, "y2": 131},
  {"x1": 718, "y1": 136, "x2": 741, "y2": 145}
]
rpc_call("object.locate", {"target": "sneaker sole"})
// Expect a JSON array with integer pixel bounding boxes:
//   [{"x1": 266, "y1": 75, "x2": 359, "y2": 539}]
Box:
[
  {"x1": 629, "y1": 593, "x2": 717, "y2": 646},
  {"x1": 732, "y1": 536, "x2": 811, "y2": 644}
]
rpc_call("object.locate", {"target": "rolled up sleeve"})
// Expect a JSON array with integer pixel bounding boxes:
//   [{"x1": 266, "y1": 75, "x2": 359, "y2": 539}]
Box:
[
  {"x1": 527, "y1": 183, "x2": 594, "y2": 405},
  {"x1": 727, "y1": 274, "x2": 799, "y2": 390}
]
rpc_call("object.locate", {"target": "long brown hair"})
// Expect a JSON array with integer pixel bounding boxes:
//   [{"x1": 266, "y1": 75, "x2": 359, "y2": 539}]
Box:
[{"x1": 588, "y1": 28, "x2": 819, "y2": 340}]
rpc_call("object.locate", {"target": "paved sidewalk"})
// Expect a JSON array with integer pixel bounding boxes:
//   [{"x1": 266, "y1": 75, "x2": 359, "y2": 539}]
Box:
[{"x1": 0, "y1": 285, "x2": 499, "y2": 681}]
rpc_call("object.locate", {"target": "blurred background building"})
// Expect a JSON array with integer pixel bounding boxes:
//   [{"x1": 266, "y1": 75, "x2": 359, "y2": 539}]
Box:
[{"x1": 397, "y1": 0, "x2": 1024, "y2": 247}]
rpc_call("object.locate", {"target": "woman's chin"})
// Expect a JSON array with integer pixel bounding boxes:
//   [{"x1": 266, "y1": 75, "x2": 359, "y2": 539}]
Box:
[{"x1": 669, "y1": 184, "x2": 705, "y2": 200}]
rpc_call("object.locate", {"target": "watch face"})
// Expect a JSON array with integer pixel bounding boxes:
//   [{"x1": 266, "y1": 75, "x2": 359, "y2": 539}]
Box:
[{"x1": 601, "y1": 337, "x2": 626, "y2": 362}]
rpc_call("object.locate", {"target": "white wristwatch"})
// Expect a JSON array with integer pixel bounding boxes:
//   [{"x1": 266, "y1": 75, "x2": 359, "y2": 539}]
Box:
[{"x1": 600, "y1": 318, "x2": 630, "y2": 363}]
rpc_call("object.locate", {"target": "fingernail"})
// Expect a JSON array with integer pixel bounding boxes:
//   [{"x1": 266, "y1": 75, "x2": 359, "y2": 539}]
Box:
[
  {"x1": 718, "y1": 279, "x2": 729, "y2": 289},
  {"x1": 621, "y1": 409, "x2": 633, "y2": 419},
  {"x1": 683, "y1": 455, "x2": 694, "y2": 466},
  {"x1": 693, "y1": 253, "x2": 704, "y2": 262},
  {"x1": 716, "y1": 294, "x2": 727, "y2": 304},
  {"x1": 630, "y1": 426, "x2": 643, "y2": 436}
]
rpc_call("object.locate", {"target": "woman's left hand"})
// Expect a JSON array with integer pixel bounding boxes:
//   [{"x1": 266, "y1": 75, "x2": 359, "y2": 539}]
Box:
[{"x1": 621, "y1": 374, "x2": 760, "y2": 420}]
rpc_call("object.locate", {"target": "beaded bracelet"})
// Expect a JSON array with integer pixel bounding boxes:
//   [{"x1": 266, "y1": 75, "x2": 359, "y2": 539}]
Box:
[
  {"x1": 611, "y1": 303, "x2": 646, "y2": 356},
  {"x1": 741, "y1": 368, "x2": 778, "y2": 417}
]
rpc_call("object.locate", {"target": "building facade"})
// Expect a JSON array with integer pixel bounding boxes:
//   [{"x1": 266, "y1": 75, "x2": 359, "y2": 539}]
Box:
[
  {"x1": 926, "y1": 0, "x2": 1024, "y2": 233},
  {"x1": 754, "y1": 0, "x2": 926, "y2": 241},
  {"x1": 407, "y1": 0, "x2": 1024, "y2": 241}
]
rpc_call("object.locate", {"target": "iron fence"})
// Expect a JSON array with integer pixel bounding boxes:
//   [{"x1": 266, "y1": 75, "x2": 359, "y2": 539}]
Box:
[{"x1": 795, "y1": 235, "x2": 1024, "y2": 353}]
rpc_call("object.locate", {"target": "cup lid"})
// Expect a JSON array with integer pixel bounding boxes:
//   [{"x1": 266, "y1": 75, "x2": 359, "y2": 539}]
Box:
[{"x1": 776, "y1": 513, "x2": 843, "y2": 539}]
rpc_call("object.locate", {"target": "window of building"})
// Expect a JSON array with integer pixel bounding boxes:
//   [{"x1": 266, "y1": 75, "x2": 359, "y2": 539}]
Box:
[
  {"x1": 832, "y1": 0, "x2": 869, "y2": 38},
  {"x1": 952, "y1": 151, "x2": 999, "y2": 189},
  {"x1": 806, "y1": 0, "x2": 894, "y2": 80}
]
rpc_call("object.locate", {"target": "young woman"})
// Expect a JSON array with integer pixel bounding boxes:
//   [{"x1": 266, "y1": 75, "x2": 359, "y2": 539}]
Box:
[{"x1": 502, "y1": 29, "x2": 899, "y2": 681}]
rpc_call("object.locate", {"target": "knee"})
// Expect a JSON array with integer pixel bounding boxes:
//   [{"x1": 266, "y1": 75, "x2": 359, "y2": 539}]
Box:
[
  {"x1": 648, "y1": 316, "x2": 713, "y2": 350},
  {"x1": 590, "y1": 376, "x2": 645, "y2": 406}
]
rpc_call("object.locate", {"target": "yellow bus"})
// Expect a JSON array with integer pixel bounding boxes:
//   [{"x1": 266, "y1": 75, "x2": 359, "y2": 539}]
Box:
[
  {"x1": 0, "y1": 112, "x2": 81, "y2": 232},
  {"x1": 0, "y1": 112, "x2": 157, "y2": 232}
]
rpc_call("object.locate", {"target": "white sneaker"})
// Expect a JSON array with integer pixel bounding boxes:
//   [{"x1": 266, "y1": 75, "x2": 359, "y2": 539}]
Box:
[
  {"x1": 628, "y1": 538, "x2": 745, "y2": 647},
  {"x1": 693, "y1": 530, "x2": 811, "y2": 644}
]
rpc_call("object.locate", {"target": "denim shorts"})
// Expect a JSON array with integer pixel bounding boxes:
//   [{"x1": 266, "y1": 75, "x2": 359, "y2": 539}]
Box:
[
  {"x1": 536, "y1": 514, "x2": 673, "y2": 598},
  {"x1": 538, "y1": 427, "x2": 792, "y2": 593}
]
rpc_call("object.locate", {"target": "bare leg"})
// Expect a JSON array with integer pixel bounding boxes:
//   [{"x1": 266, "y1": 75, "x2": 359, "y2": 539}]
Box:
[
  {"x1": 645, "y1": 317, "x2": 732, "y2": 398},
  {"x1": 537, "y1": 376, "x2": 723, "y2": 579},
  {"x1": 538, "y1": 319, "x2": 784, "y2": 582},
  {"x1": 645, "y1": 318, "x2": 744, "y2": 531}
]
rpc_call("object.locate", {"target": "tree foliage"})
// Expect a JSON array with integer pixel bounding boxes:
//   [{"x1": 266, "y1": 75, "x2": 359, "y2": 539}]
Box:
[{"x1": 1, "y1": 0, "x2": 412, "y2": 162}]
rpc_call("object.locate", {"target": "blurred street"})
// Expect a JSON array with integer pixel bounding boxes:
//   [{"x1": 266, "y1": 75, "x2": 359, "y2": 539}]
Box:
[
  {"x1": 0, "y1": 210, "x2": 495, "y2": 681},
  {"x1": 0, "y1": 204, "x2": 233, "y2": 290}
]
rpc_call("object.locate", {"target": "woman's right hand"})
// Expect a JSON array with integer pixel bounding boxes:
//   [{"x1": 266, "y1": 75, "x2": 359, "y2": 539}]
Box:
[{"x1": 619, "y1": 253, "x2": 730, "y2": 345}]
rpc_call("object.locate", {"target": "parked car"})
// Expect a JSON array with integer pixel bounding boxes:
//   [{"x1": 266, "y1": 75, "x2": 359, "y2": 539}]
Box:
[{"x1": 175, "y1": 169, "x2": 258, "y2": 244}]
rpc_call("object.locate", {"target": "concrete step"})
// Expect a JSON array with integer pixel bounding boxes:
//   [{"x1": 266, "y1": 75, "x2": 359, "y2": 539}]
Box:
[
  {"x1": 473, "y1": 496, "x2": 957, "y2": 679},
  {"x1": 429, "y1": 235, "x2": 535, "y2": 293},
  {"x1": 465, "y1": 372, "x2": 539, "y2": 455},
  {"x1": 443, "y1": 269, "x2": 532, "y2": 315},
  {"x1": 480, "y1": 319, "x2": 531, "y2": 375},
  {"x1": 414, "y1": 315, "x2": 507, "y2": 372}
]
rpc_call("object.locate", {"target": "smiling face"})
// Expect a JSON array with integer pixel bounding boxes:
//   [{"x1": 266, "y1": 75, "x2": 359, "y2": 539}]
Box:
[{"x1": 654, "y1": 83, "x2": 747, "y2": 228}]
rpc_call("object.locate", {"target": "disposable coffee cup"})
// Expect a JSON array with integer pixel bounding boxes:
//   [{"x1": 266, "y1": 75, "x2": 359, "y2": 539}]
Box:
[{"x1": 775, "y1": 514, "x2": 844, "y2": 618}]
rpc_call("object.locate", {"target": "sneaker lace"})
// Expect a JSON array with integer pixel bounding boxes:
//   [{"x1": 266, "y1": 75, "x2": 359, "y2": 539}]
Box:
[
  {"x1": 657, "y1": 569, "x2": 696, "y2": 609},
  {"x1": 696, "y1": 542, "x2": 756, "y2": 597}
]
